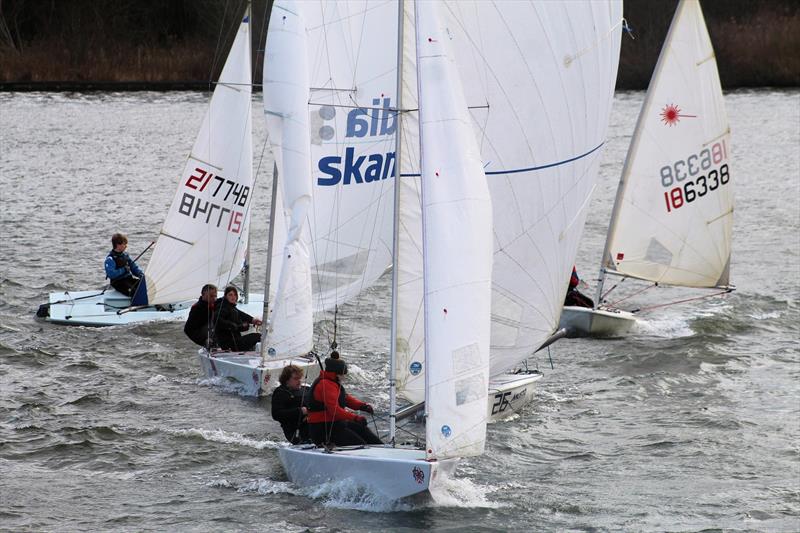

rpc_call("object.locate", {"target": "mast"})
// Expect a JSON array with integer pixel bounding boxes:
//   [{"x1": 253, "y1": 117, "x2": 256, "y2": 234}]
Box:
[
  {"x1": 242, "y1": 3, "x2": 252, "y2": 306},
  {"x1": 259, "y1": 162, "x2": 280, "y2": 364},
  {"x1": 388, "y1": 0, "x2": 405, "y2": 446},
  {"x1": 595, "y1": 0, "x2": 687, "y2": 307}
]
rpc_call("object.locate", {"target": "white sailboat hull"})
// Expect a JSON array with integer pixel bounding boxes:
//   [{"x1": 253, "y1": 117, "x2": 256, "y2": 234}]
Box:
[
  {"x1": 197, "y1": 348, "x2": 319, "y2": 396},
  {"x1": 559, "y1": 306, "x2": 637, "y2": 338},
  {"x1": 487, "y1": 371, "x2": 543, "y2": 421},
  {"x1": 41, "y1": 291, "x2": 265, "y2": 327},
  {"x1": 279, "y1": 445, "x2": 457, "y2": 500},
  {"x1": 42, "y1": 290, "x2": 193, "y2": 327}
]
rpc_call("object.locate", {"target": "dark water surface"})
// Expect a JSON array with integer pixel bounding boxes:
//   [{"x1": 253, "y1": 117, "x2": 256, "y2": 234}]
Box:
[{"x1": 1, "y1": 90, "x2": 798, "y2": 531}]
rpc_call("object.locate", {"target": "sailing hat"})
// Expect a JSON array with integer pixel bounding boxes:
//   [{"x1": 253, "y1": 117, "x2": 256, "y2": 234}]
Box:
[{"x1": 324, "y1": 350, "x2": 348, "y2": 375}]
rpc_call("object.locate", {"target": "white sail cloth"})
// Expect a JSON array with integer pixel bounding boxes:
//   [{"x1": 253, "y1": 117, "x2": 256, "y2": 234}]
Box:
[
  {"x1": 602, "y1": 0, "x2": 733, "y2": 288},
  {"x1": 262, "y1": 0, "x2": 314, "y2": 358},
  {"x1": 297, "y1": 1, "x2": 398, "y2": 313},
  {"x1": 144, "y1": 16, "x2": 253, "y2": 305},
  {"x1": 395, "y1": 1, "x2": 624, "y2": 401},
  {"x1": 416, "y1": 0, "x2": 493, "y2": 461}
]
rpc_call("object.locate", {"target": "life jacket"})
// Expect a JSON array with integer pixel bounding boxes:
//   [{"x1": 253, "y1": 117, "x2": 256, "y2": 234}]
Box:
[
  {"x1": 569, "y1": 266, "x2": 580, "y2": 290},
  {"x1": 107, "y1": 250, "x2": 132, "y2": 280},
  {"x1": 307, "y1": 373, "x2": 346, "y2": 413}
]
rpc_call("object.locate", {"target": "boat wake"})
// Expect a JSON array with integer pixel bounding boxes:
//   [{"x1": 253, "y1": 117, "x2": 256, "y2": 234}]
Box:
[
  {"x1": 163, "y1": 427, "x2": 283, "y2": 450},
  {"x1": 425, "y1": 473, "x2": 504, "y2": 510},
  {"x1": 235, "y1": 478, "x2": 301, "y2": 496},
  {"x1": 196, "y1": 375, "x2": 252, "y2": 397},
  {"x1": 635, "y1": 312, "x2": 694, "y2": 338},
  {"x1": 303, "y1": 478, "x2": 416, "y2": 512}
]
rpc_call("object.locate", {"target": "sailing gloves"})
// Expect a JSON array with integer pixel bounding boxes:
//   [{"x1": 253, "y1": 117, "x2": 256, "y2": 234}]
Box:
[{"x1": 359, "y1": 404, "x2": 374, "y2": 414}]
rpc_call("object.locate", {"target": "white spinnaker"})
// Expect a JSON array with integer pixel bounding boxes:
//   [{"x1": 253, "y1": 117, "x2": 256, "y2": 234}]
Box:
[
  {"x1": 144, "y1": 16, "x2": 253, "y2": 305},
  {"x1": 262, "y1": 0, "x2": 313, "y2": 357},
  {"x1": 602, "y1": 0, "x2": 733, "y2": 288},
  {"x1": 396, "y1": 1, "x2": 623, "y2": 394},
  {"x1": 298, "y1": 1, "x2": 397, "y2": 313},
  {"x1": 417, "y1": 0, "x2": 493, "y2": 461}
]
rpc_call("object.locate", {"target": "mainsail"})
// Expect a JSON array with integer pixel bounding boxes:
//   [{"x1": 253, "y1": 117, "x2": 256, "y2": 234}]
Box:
[
  {"x1": 601, "y1": 0, "x2": 733, "y2": 288},
  {"x1": 299, "y1": 1, "x2": 398, "y2": 313},
  {"x1": 396, "y1": 1, "x2": 624, "y2": 401},
  {"x1": 141, "y1": 15, "x2": 253, "y2": 306},
  {"x1": 416, "y1": 0, "x2": 493, "y2": 460},
  {"x1": 262, "y1": 0, "x2": 314, "y2": 358}
]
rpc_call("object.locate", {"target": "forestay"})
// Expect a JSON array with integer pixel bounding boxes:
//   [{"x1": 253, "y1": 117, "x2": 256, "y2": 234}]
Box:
[
  {"x1": 416, "y1": 0, "x2": 493, "y2": 461},
  {"x1": 142, "y1": 16, "x2": 253, "y2": 306},
  {"x1": 601, "y1": 0, "x2": 733, "y2": 288},
  {"x1": 298, "y1": 1, "x2": 398, "y2": 313},
  {"x1": 262, "y1": 0, "x2": 314, "y2": 358},
  {"x1": 396, "y1": 1, "x2": 623, "y2": 398}
]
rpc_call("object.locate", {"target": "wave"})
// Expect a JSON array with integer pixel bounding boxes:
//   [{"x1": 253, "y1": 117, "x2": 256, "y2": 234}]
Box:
[{"x1": 163, "y1": 427, "x2": 284, "y2": 451}]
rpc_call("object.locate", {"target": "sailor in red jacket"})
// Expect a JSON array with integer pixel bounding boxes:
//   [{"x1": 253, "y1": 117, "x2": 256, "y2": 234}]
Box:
[
  {"x1": 564, "y1": 265, "x2": 595, "y2": 308},
  {"x1": 307, "y1": 351, "x2": 383, "y2": 447}
]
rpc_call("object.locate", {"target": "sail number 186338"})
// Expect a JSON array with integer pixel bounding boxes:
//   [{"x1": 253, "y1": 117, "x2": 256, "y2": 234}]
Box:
[{"x1": 659, "y1": 139, "x2": 729, "y2": 213}]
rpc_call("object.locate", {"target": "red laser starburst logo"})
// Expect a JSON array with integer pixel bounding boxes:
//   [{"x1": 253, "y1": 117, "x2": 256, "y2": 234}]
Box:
[{"x1": 659, "y1": 103, "x2": 696, "y2": 126}]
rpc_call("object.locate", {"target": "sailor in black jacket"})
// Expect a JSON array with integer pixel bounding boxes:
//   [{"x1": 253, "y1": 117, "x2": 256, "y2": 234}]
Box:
[
  {"x1": 184, "y1": 284, "x2": 218, "y2": 347},
  {"x1": 214, "y1": 286, "x2": 262, "y2": 351},
  {"x1": 271, "y1": 365, "x2": 311, "y2": 444}
]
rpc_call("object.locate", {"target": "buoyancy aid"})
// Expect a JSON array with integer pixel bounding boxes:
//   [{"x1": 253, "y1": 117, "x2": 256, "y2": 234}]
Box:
[{"x1": 307, "y1": 373, "x2": 346, "y2": 413}]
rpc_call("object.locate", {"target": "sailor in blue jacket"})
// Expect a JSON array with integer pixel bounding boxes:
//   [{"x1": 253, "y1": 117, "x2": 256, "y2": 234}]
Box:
[{"x1": 105, "y1": 233, "x2": 144, "y2": 297}]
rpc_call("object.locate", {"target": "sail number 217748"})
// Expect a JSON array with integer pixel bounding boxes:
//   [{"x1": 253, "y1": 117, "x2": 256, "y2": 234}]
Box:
[
  {"x1": 659, "y1": 140, "x2": 729, "y2": 213},
  {"x1": 178, "y1": 167, "x2": 250, "y2": 233}
]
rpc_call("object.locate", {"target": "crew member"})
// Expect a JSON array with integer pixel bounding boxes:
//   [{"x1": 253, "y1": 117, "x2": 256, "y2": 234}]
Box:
[
  {"x1": 272, "y1": 365, "x2": 311, "y2": 444},
  {"x1": 307, "y1": 351, "x2": 382, "y2": 447},
  {"x1": 104, "y1": 233, "x2": 144, "y2": 297},
  {"x1": 214, "y1": 285, "x2": 262, "y2": 351},
  {"x1": 184, "y1": 284, "x2": 219, "y2": 348},
  {"x1": 564, "y1": 266, "x2": 595, "y2": 308}
]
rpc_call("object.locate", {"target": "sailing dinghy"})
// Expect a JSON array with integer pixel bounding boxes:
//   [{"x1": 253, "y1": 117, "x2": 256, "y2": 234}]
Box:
[
  {"x1": 39, "y1": 13, "x2": 263, "y2": 327},
  {"x1": 198, "y1": 0, "x2": 404, "y2": 394},
  {"x1": 392, "y1": 1, "x2": 622, "y2": 421},
  {"x1": 279, "y1": 0, "x2": 622, "y2": 499},
  {"x1": 195, "y1": 7, "x2": 323, "y2": 394},
  {"x1": 280, "y1": 0, "x2": 489, "y2": 498},
  {"x1": 560, "y1": 0, "x2": 734, "y2": 338}
]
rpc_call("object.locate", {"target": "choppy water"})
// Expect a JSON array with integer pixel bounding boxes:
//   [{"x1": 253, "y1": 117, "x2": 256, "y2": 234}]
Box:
[{"x1": 1, "y1": 89, "x2": 798, "y2": 531}]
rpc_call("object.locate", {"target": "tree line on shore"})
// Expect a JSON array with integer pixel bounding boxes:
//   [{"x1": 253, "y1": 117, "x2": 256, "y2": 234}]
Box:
[{"x1": 0, "y1": 0, "x2": 797, "y2": 89}]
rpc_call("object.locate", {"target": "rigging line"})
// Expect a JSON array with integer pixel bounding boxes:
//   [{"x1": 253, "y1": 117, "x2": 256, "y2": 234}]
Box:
[
  {"x1": 600, "y1": 276, "x2": 626, "y2": 301},
  {"x1": 398, "y1": 141, "x2": 605, "y2": 177},
  {"x1": 607, "y1": 282, "x2": 656, "y2": 308},
  {"x1": 633, "y1": 288, "x2": 734, "y2": 314},
  {"x1": 563, "y1": 14, "x2": 625, "y2": 66}
]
